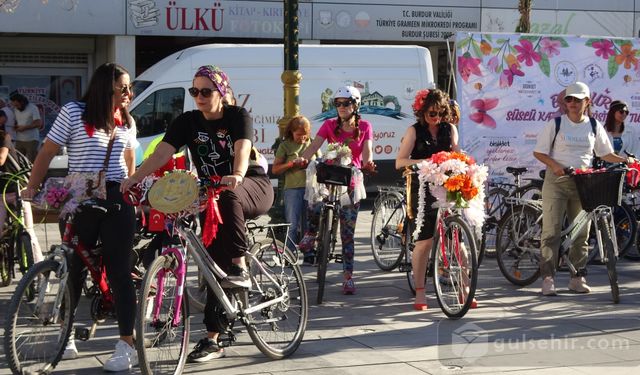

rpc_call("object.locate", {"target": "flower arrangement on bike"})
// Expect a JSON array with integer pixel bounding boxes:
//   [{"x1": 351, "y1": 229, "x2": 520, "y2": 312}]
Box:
[
  {"x1": 413, "y1": 150, "x2": 487, "y2": 238},
  {"x1": 298, "y1": 85, "x2": 375, "y2": 295}
]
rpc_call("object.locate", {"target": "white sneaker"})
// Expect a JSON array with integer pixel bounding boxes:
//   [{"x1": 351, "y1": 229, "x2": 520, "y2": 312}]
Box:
[
  {"x1": 62, "y1": 336, "x2": 78, "y2": 360},
  {"x1": 103, "y1": 340, "x2": 138, "y2": 372}
]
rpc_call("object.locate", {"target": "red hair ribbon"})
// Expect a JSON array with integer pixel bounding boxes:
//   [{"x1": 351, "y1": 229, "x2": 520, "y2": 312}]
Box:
[{"x1": 202, "y1": 176, "x2": 224, "y2": 247}]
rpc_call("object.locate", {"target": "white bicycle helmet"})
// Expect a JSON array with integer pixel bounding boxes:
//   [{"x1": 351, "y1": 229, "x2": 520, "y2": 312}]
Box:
[{"x1": 333, "y1": 86, "x2": 361, "y2": 106}]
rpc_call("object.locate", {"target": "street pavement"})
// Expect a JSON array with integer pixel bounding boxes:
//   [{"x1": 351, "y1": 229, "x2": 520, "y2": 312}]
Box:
[{"x1": 1, "y1": 201, "x2": 640, "y2": 374}]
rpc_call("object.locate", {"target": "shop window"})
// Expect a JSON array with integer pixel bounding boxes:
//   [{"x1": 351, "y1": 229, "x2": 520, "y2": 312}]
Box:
[{"x1": 131, "y1": 87, "x2": 184, "y2": 138}]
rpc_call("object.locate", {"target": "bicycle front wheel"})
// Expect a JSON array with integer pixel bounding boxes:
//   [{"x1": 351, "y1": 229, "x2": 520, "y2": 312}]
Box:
[
  {"x1": 495, "y1": 205, "x2": 542, "y2": 286},
  {"x1": 4, "y1": 258, "x2": 74, "y2": 375},
  {"x1": 136, "y1": 254, "x2": 190, "y2": 375},
  {"x1": 316, "y1": 208, "x2": 333, "y2": 305},
  {"x1": 370, "y1": 192, "x2": 405, "y2": 271},
  {"x1": 18, "y1": 231, "x2": 35, "y2": 299},
  {"x1": 598, "y1": 215, "x2": 620, "y2": 304},
  {"x1": 432, "y1": 216, "x2": 478, "y2": 319},
  {"x1": 246, "y1": 240, "x2": 307, "y2": 359}
]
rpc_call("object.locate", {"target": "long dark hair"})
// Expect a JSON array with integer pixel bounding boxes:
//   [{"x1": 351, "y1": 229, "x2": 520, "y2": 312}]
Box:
[
  {"x1": 81, "y1": 63, "x2": 130, "y2": 133},
  {"x1": 604, "y1": 101, "x2": 627, "y2": 133}
]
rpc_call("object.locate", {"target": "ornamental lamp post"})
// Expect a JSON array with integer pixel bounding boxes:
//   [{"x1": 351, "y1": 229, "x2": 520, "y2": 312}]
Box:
[{"x1": 271, "y1": 0, "x2": 301, "y2": 221}]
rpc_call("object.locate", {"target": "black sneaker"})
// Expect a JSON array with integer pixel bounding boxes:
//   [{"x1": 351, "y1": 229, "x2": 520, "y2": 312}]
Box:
[
  {"x1": 224, "y1": 264, "x2": 251, "y2": 288},
  {"x1": 187, "y1": 338, "x2": 226, "y2": 363}
]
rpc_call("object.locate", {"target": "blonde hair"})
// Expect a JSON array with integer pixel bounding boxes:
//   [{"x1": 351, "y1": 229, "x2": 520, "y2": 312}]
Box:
[{"x1": 284, "y1": 115, "x2": 311, "y2": 140}]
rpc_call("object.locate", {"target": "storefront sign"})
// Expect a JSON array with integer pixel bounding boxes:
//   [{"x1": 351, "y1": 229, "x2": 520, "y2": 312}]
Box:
[
  {"x1": 313, "y1": 4, "x2": 480, "y2": 41},
  {"x1": 127, "y1": 0, "x2": 312, "y2": 38}
]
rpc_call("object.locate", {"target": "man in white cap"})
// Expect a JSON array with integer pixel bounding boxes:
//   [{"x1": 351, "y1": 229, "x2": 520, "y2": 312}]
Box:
[{"x1": 533, "y1": 81, "x2": 632, "y2": 296}]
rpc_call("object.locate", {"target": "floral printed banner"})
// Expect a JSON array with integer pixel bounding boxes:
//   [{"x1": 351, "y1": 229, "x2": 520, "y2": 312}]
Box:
[{"x1": 456, "y1": 32, "x2": 640, "y2": 182}]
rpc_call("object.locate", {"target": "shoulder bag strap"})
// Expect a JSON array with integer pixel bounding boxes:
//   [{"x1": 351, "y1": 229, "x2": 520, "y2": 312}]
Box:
[{"x1": 102, "y1": 128, "x2": 117, "y2": 172}]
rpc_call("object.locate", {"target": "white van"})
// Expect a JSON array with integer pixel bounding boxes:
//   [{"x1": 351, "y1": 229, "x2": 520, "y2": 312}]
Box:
[{"x1": 128, "y1": 44, "x2": 435, "y2": 187}]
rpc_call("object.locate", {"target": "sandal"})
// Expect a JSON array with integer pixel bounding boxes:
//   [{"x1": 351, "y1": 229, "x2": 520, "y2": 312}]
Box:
[{"x1": 413, "y1": 287, "x2": 427, "y2": 310}]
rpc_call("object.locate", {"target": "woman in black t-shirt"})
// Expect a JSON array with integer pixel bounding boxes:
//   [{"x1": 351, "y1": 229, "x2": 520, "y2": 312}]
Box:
[
  {"x1": 395, "y1": 88, "x2": 460, "y2": 311},
  {"x1": 121, "y1": 65, "x2": 273, "y2": 362}
]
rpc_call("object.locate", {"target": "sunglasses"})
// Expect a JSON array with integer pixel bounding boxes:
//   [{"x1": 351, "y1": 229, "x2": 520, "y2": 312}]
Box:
[
  {"x1": 564, "y1": 96, "x2": 585, "y2": 103},
  {"x1": 427, "y1": 111, "x2": 446, "y2": 118},
  {"x1": 188, "y1": 87, "x2": 216, "y2": 98},
  {"x1": 115, "y1": 84, "x2": 133, "y2": 95},
  {"x1": 618, "y1": 108, "x2": 630, "y2": 115},
  {"x1": 334, "y1": 100, "x2": 353, "y2": 108}
]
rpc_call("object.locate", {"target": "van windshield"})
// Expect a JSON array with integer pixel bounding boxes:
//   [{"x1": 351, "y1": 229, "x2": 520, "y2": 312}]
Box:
[{"x1": 132, "y1": 80, "x2": 152, "y2": 97}]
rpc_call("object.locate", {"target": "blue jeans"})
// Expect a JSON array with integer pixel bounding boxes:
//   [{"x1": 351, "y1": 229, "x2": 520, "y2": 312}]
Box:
[{"x1": 284, "y1": 188, "x2": 307, "y2": 251}]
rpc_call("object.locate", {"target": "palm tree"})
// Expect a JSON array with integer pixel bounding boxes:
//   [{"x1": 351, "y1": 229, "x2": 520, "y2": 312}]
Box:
[{"x1": 516, "y1": 0, "x2": 532, "y2": 33}]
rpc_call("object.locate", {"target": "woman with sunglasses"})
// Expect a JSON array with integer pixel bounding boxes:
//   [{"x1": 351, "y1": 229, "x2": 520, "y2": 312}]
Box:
[
  {"x1": 23, "y1": 63, "x2": 138, "y2": 371},
  {"x1": 604, "y1": 100, "x2": 637, "y2": 157},
  {"x1": 534, "y1": 82, "x2": 632, "y2": 297},
  {"x1": 395, "y1": 88, "x2": 463, "y2": 310},
  {"x1": 121, "y1": 65, "x2": 273, "y2": 363},
  {"x1": 298, "y1": 85, "x2": 375, "y2": 295}
]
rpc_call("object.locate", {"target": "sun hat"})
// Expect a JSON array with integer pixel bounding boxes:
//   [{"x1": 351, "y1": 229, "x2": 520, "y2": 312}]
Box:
[{"x1": 564, "y1": 82, "x2": 590, "y2": 100}]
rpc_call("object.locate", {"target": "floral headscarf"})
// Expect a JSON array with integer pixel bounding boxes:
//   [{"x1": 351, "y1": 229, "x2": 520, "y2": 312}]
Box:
[{"x1": 194, "y1": 65, "x2": 230, "y2": 97}]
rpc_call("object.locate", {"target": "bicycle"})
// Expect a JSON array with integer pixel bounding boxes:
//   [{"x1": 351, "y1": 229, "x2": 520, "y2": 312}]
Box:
[
  {"x1": 480, "y1": 167, "x2": 543, "y2": 263},
  {"x1": 3, "y1": 199, "x2": 122, "y2": 375},
  {"x1": 495, "y1": 166, "x2": 626, "y2": 303},
  {"x1": 401, "y1": 167, "x2": 479, "y2": 319},
  {"x1": 0, "y1": 169, "x2": 35, "y2": 289},
  {"x1": 370, "y1": 184, "x2": 406, "y2": 271},
  {"x1": 132, "y1": 173, "x2": 307, "y2": 374}
]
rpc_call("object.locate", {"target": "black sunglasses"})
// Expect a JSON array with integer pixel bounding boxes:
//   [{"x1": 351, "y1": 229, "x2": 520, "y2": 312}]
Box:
[
  {"x1": 115, "y1": 84, "x2": 133, "y2": 95},
  {"x1": 427, "y1": 111, "x2": 445, "y2": 118},
  {"x1": 564, "y1": 96, "x2": 584, "y2": 103},
  {"x1": 618, "y1": 108, "x2": 630, "y2": 115},
  {"x1": 334, "y1": 100, "x2": 353, "y2": 108},
  {"x1": 188, "y1": 87, "x2": 215, "y2": 98}
]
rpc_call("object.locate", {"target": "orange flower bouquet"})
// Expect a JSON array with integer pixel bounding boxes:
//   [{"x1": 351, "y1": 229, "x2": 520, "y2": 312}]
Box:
[{"x1": 415, "y1": 151, "x2": 488, "y2": 235}]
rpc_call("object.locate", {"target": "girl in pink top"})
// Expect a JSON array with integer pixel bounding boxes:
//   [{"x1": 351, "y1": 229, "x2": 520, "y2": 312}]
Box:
[{"x1": 300, "y1": 86, "x2": 376, "y2": 295}]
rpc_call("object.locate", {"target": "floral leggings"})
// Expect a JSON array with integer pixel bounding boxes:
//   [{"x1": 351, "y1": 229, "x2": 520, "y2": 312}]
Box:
[{"x1": 305, "y1": 194, "x2": 360, "y2": 274}]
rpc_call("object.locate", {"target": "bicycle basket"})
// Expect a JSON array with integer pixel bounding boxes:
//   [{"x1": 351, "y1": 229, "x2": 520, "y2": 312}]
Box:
[
  {"x1": 573, "y1": 170, "x2": 624, "y2": 212},
  {"x1": 316, "y1": 162, "x2": 352, "y2": 186}
]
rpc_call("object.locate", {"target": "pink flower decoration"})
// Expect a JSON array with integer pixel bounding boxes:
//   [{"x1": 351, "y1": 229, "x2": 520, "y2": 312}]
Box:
[
  {"x1": 487, "y1": 56, "x2": 500, "y2": 73},
  {"x1": 540, "y1": 38, "x2": 561, "y2": 57},
  {"x1": 457, "y1": 55, "x2": 482, "y2": 82},
  {"x1": 592, "y1": 39, "x2": 615, "y2": 60},
  {"x1": 514, "y1": 39, "x2": 541, "y2": 66},
  {"x1": 469, "y1": 98, "x2": 499, "y2": 128},
  {"x1": 499, "y1": 64, "x2": 524, "y2": 88}
]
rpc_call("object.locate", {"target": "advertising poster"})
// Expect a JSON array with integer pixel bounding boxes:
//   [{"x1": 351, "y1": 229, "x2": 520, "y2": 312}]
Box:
[{"x1": 456, "y1": 32, "x2": 640, "y2": 182}]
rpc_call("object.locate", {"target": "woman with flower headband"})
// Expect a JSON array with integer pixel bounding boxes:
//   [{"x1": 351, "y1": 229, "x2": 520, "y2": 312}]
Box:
[
  {"x1": 298, "y1": 85, "x2": 376, "y2": 295},
  {"x1": 120, "y1": 65, "x2": 273, "y2": 363},
  {"x1": 395, "y1": 88, "x2": 476, "y2": 311},
  {"x1": 23, "y1": 63, "x2": 138, "y2": 371}
]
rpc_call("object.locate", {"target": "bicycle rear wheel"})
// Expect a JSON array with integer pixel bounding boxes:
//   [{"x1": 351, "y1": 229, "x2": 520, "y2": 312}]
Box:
[
  {"x1": 432, "y1": 215, "x2": 478, "y2": 319},
  {"x1": 613, "y1": 203, "x2": 636, "y2": 258},
  {"x1": 136, "y1": 254, "x2": 190, "y2": 375},
  {"x1": 246, "y1": 240, "x2": 307, "y2": 359},
  {"x1": 480, "y1": 187, "x2": 509, "y2": 261},
  {"x1": 4, "y1": 258, "x2": 74, "y2": 375},
  {"x1": 316, "y1": 208, "x2": 333, "y2": 305},
  {"x1": 495, "y1": 205, "x2": 542, "y2": 286},
  {"x1": 370, "y1": 192, "x2": 405, "y2": 271},
  {"x1": 598, "y1": 215, "x2": 620, "y2": 304}
]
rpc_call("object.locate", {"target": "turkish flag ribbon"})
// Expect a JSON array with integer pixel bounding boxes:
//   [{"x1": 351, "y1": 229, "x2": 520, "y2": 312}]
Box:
[{"x1": 202, "y1": 176, "x2": 224, "y2": 247}]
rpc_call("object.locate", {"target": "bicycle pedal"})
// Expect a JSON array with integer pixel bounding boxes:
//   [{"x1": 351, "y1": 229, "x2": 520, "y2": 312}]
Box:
[
  {"x1": 217, "y1": 332, "x2": 236, "y2": 348},
  {"x1": 398, "y1": 262, "x2": 412, "y2": 272},
  {"x1": 333, "y1": 254, "x2": 343, "y2": 263},
  {"x1": 75, "y1": 327, "x2": 91, "y2": 341}
]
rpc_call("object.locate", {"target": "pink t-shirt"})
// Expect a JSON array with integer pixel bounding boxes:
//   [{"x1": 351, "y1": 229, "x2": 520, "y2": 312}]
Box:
[{"x1": 316, "y1": 118, "x2": 373, "y2": 168}]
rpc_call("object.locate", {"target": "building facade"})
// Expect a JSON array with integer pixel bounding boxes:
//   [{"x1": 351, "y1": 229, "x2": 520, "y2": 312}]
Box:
[{"x1": 1, "y1": 0, "x2": 639, "y2": 133}]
